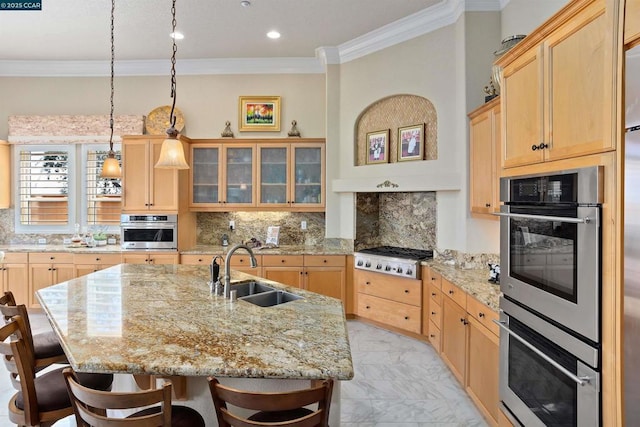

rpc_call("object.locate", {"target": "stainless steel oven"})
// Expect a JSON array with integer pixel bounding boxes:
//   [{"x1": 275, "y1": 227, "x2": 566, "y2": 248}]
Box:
[
  {"x1": 498, "y1": 166, "x2": 603, "y2": 343},
  {"x1": 497, "y1": 297, "x2": 600, "y2": 427},
  {"x1": 120, "y1": 214, "x2": 177, "y2": 250}
]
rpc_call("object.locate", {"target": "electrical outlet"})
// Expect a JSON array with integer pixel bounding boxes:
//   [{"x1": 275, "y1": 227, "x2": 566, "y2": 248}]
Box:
[
  {"x1": 301, "y1": 221, "x2": 307, "y2": 230},
  {"x1": 37, "y1": 238, "x2": 47, "y2": 245},
  {"x1": 229, "y1": 220, "x2": 235, "y2": 230}
]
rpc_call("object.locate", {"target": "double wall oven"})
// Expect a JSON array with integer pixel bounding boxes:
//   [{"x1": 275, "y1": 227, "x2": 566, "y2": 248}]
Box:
[{"x1": 497, "y1": 166, "x2": 603, "y2": 426}]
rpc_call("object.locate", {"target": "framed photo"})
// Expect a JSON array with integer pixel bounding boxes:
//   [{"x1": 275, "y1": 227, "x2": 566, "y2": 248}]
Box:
[
  {"x1": 398, "y1": 123, "x2": 425, "y2": 161},
  {"x1": 366, "y1": 129, "x2": 389, "y2": 164},
  {"x1": 238, "y1": 96, "x2": 281, "y2": 132}
]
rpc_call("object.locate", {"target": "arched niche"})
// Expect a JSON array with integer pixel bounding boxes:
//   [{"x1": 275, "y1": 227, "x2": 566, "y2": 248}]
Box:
[{"x1": 355, "y1": 94, "x2": 437, "y2": 166}]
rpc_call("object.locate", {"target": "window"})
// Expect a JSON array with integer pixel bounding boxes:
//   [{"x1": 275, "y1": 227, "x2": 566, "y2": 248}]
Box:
[
  {"x1": 17, "y1": 147, "x2": 74, "y2": 230},
  {"x1": 85, "y1": 148, "x2": 122, "y2": 226}
]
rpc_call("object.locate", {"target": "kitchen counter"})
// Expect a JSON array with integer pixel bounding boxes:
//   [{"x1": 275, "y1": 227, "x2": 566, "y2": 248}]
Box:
[
  {"x1": 36, "y1": 264, "x2": 354, "y2": 380},
  {"x1": 181, "y1": 244, "x2": 351, "y2": 256},
  {"x1": 0, "y1": 244, "x2": 124, "y2": 253},
  {"x1": 425, "y1": 261, "x2": 501, "y2": 311}
]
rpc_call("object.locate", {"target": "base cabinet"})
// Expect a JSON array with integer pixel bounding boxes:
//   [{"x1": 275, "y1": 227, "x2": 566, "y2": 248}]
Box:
[
  {"x1": 74, "y1": 254, "x2": 123, "y2": 277},
  {"x1": 467, "y1": 316, "x2": 500, "y2": 426},
  {"x1": 0, "y1": 253, "x2": 29, "y2": 306},
  {"x1": 355, "y1": 269, "x2": 422, "y2": 334},
  {"x1": 441, "y1": 294, "x2": 467, "y2": 384},
  {"x1": 122, "y1": 253, "x2": 179, "y2": 265},
  {"x1": 28, "y1": 252, "x2": 75, "y2": 308}
]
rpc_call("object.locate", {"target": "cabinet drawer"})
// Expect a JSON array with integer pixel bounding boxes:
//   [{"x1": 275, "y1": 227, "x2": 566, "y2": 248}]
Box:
[
  {"x1": 428, "y1": 320, "x2": 441, "y2": 353},
  {"x1": 357, "y1": 293, "x2": 421, "y2": 334},
  {"x1": 428, "y1": 282, "x2": 443, "y2": 306},
  {"x1": 466, "y1": 295, "x2": 499, "y2": 336},
  {"x1": 180, "y1": 254, "x2": 213, "y2": 265},
  {"x1": 29, "y1": 252, "x2": 74, "y2": 264},
  {"x1": 74, "y1": 254, "x2": 122, "y2": 265},
  {"x1": 2, "y1": 253, "x2": 28, "y2": 263},
  {"x1": 426, "y1": 268, "x2": 442, "y2": 290},
  {"x1": 229, "y1": 255, "x2": 263, "y2": 267},
  {"x1": 442, "y1": 278, "x2": 466, "y2": 309},
  {"x1": 303, "y1": 255, "x2": 345, "y2": 267},
  {"x1": 429, "y1": 300, "x2": 442, "y2": 329},
  {"x1": 261, "y1": 255, "x2": 303, "y2": 267},
  {"x1": 355, "y1": 271, "x2": 421, "y2": 306}
]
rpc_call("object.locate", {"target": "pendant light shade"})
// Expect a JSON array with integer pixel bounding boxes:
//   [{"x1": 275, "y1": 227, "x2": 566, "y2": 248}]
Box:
[
  {"x1": 100, "y1": 0, "x2": 122, "y2": 178},
  {"x1": 101, "y1": 152, "x2": 122, "y2": 178},
  {"x1": 155, "y1": 0, "x2": 189, "y2": 170},
  {"x1": 155, "y1": 128, "x2": 189, "y2": 169}
]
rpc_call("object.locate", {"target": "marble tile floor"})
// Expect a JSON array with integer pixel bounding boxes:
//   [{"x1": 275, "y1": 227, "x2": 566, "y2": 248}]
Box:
[{"x1": 0, "y1": 316, "x2": 488, "y2": 427}]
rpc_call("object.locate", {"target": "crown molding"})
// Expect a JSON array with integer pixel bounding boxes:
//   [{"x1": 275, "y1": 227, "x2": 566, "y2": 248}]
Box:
[{"x1": 0, "y1": 0, "x2": 506, "y2": 76}]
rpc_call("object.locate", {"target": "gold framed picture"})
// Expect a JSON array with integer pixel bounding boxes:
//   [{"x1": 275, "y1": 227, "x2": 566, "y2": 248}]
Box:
[
  {"x1": 238, "y1": 96, "x2": 281, "y2": 132},
  {"x1": 366, "y1": 129, "x2": 390, "y2": 164},
  {"x1": 397, "y1": 123, "x2": 424, "y2": 161}
]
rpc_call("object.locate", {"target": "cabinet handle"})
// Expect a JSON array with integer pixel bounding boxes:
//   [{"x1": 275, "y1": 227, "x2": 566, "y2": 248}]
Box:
[
  {"x1": 431, "y1": 292, "x2": 436, "y2": 297},
  {"x1": 300, "y1": 271, "x2": 303, "y2": 275},
  {"x1": 50, "y1": 256, "x2": 55, "y2": 260},
  {"x1": 323, "y1": 259, "x2": 327, "y2": 263},
  {"x1": 365, "y1": 281, "x2": 370, "y2": 285},
  {"x1": 280, "y1": 259, "x2": 285, "y2": 263},
  {"x1": 52, "y1": 268, "x2": 56, "y2": 271},
  {"x1": 239, "y1": 259, "x2": 244, "y2": 263},
  {"x1": 366, "y1": 305, "x2": 370, "y2": 309},
  {"x1": 460, "y1": 318, "x2": 468, "y2": 325},
  {"x1": 404, "y1": 316, "x2": 409, "y2": 320},
  {"x1": 485, "y1": 203, "x2": 491, "y2": 207},
  {"x1": 430, "y1": 334, "x2": 436, "y2": 338},
  {"x1": 198, "y1": 259, "x2": 202, "y2": 262},
  {"x1": 479, "y1": 312, "x2": 485, "y2": 318},
  {"x1": 531, "y1": 144, "x2": 539, "y2": 151},
  {"x1": 431, "y1": 277, "x2": 436, "y2": 281},
  {"x1": 404, "y1": 289, "x2": 409, "y2": 294},
  {"x1": 96, "y1": 258, "x2": 101, "y2": 261},
  {"x1": 540, "y1": 143, "x2": 549, "y2": 149},
  {"x1": 431, "y1": 311, "x2": 436, "y2": 315},
  {"x1": 48, "y1": 268, "x2": 52, "y2": 271},
  {"x1": 448, "y1": 290, "x2": 454, "y2": 295},
  {"x1": 305, "y1": 272, "x2": 308, "y2": 275}
]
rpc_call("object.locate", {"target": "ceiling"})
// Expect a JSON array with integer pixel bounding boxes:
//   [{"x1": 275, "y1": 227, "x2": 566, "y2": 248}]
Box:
[{"x1": 0, "y1": 0, "x2": 443, "y2": 62}]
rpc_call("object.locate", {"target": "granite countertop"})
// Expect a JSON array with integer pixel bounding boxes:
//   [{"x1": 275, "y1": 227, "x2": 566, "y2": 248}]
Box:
[
  {"x1": 425, "y1": 261, "x2": 501, "y2": 311},
  {"x1": 36, "y1": 264, "x2": 354, "y2": 380},
  {"x1": 0, "y1": 243, "x2": 351, "y2": 256}
]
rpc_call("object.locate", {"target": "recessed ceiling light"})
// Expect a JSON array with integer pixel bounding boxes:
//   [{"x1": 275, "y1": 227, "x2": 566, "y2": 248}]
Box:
[
  {"x1": 170, "y1": 31, "x2": 184, "y2": 40},
  {"x1": 240, "y1": 0, "x2": 251, "y2": 7},
  {"x1": 267, "y1": 31, "x2": 281, "y2": 39}
]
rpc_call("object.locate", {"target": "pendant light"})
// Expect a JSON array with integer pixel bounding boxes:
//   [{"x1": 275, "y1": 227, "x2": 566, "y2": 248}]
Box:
[
  {"x1": 155, "y1": 0, "x2": 189, "y2": 169},
  {"x1": 100, "y1": 0, "x2": 122, "y2": 178}
]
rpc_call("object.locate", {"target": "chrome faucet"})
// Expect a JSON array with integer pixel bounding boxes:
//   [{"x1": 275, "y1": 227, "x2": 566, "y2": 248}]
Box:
[{"x1": 223, "y1": 244, "x2": 258, "y2": 298}]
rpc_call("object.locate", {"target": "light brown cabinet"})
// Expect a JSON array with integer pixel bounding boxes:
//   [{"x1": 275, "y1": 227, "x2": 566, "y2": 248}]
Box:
[
  {"x1": 74, "y1": 253, "x2": 122, "y2": 277},
  {"x1": 189, "y1": 139, "x2": 325, "y2": 212},
  {"x1": 469, "y1": 97, "x2": 501, "y2": 217},
  {"x1": 497, "y1": 0, "x2": 615, "y2": 169},
  {"x1": 122, "y1": 136, "x2": 181, "y2": 213},
  {"x1": 28, "y1": 252, "x2": 75, "y2": 308},
  {"x1": 0, "y1": 140, "x2": 9, "y2": 209},
  {"x1": 0, "y1": 253, "x2": 29, "y2": 306},
  {"x1": 122, "y1": 252, "x2": 179, "y2": 265},
  {"x1": 625, "y1": 0, "x2": 640, "y2": 46},
  {"x1": 355, "y1": 269, "x2": 422, "y2": 334},
  {"x1": 262, "y1": 255, "x2": 304, "y2": 287},
  {"x1": 441, "y1": 284, "x2": 467, "y2": 385}
]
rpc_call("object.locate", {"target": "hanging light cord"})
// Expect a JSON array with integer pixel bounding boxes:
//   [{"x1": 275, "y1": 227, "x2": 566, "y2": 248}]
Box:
[
  {"x1": 109, "y1": 0, "x2": 115, "y2": 150},
  {"x1": 168, "y1": 0, "x2": 178, "y2": 130}
]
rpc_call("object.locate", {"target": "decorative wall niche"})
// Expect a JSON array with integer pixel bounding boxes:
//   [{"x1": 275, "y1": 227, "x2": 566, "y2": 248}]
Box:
[{"x1": 355, "y1": 94, "x2": 437, "y2": 166}]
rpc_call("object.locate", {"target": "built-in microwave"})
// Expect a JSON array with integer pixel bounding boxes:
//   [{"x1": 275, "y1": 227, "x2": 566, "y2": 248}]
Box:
[
  {"x1": 120, "y1": 214, "x2": 177, "y2": 250},
  {"x1": 498, "y1": 166, "x2": 603, "y2": 343}
]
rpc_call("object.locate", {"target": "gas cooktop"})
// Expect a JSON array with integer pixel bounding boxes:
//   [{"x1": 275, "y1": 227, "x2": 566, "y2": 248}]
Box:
[{"x1": 354, "y1": 246, "x2": 433, "y2": 279}]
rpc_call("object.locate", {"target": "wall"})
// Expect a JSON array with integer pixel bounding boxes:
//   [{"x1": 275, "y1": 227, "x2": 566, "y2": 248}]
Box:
[
  {"x1": 0, "y1": 74, "x2": 326, "y2": 140},
  {"x1": 501, "y1": 0, "x2": 569, "y2": 39}
]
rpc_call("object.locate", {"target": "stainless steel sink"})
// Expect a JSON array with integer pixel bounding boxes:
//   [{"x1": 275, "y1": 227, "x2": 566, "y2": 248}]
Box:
[
  {"x1": 229, "y1": 281, "x2": 275, "y2": 298},
  {"x1": 240, "y1": 290, "x2": 303, "y2": 307}
]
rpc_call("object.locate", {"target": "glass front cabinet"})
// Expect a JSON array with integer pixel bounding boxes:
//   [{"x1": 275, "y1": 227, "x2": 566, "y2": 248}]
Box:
[{"x1": 189, "y1": 139, "x2": 324, "y2": 211}]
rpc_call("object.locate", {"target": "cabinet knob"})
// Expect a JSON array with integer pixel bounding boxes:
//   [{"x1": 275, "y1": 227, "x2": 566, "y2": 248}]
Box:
[
  {"x1": 430, "y1": 334, "x2": 436, "y2": 338},
  {"x1": 365, "y1": 305, "x2": 370, "y2": 309},
  {"x1": 479, "y1": 312, "x2": 485, "y2": 318},
  {"x1": 50, "y1": 256, "x2": 55, "y2": 260},
  {"x1": 48, "y1": 268, "x2": 52, "y2": 271},
  {"x1": 404, "y1": 316, "x2": 409, "y2": 320},
  {"x1": 460, "y1": 318, "x2": 465, "y2": 323},
  {"x1": 198, "y1": 259, "x2": 202, "y2": 262},
  {"x1": 280, "y1": 259, "x2": 285, "y2": 263},
  {"x1": 431, "y1": 277, "x2": 436, "y2": 281},
  {"x1": 449, "y1": 290, "x2": 454, "y2": 294},
  {"x1": 323, "y1": 259, "x2": 327, "y2": 263},
  {"x1": 431, "y1": 292, "x2": 436, "y2": 297},
  {"x1": 404, "y1": 289, "x2": 409, "y2": 294},
  {"x1": 365, "y1": 281, "x2": 371, "y2": 285},
  {"x1": 531, "y1": 144, "x2": 539, "y2": 151},
  {"x1": 485, "y1": 203, "x2": 491, "y2": 207},
  {"x1": 239, "y1": 259, "x2": 245, "y2": 263},
  {"x1": 431, "y1": 311, "x2": 436, "y2": 315},
  {"x1": 96, "y1": 258, "x2": 100, "y2": 261}
]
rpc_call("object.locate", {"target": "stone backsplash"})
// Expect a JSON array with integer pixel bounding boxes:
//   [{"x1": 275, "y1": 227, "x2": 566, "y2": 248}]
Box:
[{"x1": 355, "y1": 192, "x2": 436, "y2": 251}]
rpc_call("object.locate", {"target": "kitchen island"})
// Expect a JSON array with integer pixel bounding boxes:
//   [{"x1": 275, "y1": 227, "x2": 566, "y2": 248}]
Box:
[{"x1": 36, "y1": 263, "x2": 353, "y2": 425}]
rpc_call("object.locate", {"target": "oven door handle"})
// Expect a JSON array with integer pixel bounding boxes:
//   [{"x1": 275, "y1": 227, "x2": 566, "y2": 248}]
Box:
[
  {"x1": 494, "y1": 212, "x2": 590, "y2": 224},
  {"x1": 493, "y1": 319, "x2": 592, "y2": 386}
]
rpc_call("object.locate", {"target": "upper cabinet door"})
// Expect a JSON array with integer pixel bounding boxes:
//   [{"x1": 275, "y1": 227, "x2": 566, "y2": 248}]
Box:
[
  {"x1": 625, "y1": 0, "x2": 640, "y2": 46},
  {"x1": 291, "y1": 143, "x2": 324, "y2": 209},
  {"x1": 122, "y1": 140, "x2": 150, "y2": 211},
  {"x1": 223, "y1": 145, "x2": 256, "y2": 208},
  {"x1": 257, "y1": 144, "x2": 290, "y2": 207},
  {"x1": 190, "y1": 144, "x2": 223, "y2": 206}
]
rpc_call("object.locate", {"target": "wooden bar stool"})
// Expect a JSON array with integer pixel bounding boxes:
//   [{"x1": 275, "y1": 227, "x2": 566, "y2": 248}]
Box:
[
  {"x1": 64, "y1": 368, "x2": 206, "y2": 426},
  {"x1": 0, "y1": 315, "x2": 114, "y2": 427},
  {"x1": 208, "y1": 377, "x2": 334, "y2": 427}
]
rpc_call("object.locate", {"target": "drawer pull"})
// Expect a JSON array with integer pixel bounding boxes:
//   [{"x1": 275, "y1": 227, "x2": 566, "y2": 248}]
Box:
[
  {"x1": 365, "y1": 281, "x2": 370, "y2": 285},
  {"x1": 430, "y1": 334, "x2": 436, "y2": 338},
  {"x1": 404, "y1": 289, "x2": 409, "y2": 294},
  {"x1": 431, "y1": 311, "x2": 436, "y2": 315},
  {"x1": 281, "y1": 259, "x2": 285, "y2": 263},
  {"x1": 404, "y1": 316, "x2": 409, "y2": 320},
  {"x1": 479, "y1": 312, "x2": 485, "y2": 318},
  {"x1": 449, "y1": 290, "x2": 454, "y2": 294},
  {"x1": 96, "y1": 258, "x2": 101, "y2": 261},
  {"x1": 198, "y1": 259, "x2": 203, "y2": 262},
  {"x1": 50, "y1": 256, "x2": 55, "y2": 260},
  {"x1": 323, "y1": 259, "x2": 327, "y2": 263},
  {"x1": 431, "y1": 292, "x2": 436, "y2": 297},
  {"x1": 365, "y1": 305, "x2": 370, "y2": 309}
]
